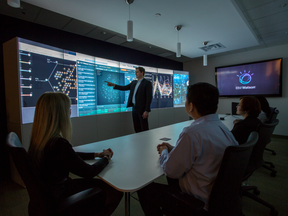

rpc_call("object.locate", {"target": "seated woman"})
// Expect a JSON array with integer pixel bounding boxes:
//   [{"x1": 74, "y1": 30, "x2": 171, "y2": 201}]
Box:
[
  {"x1": 28, "y1": 92, "x2": 123, "y2": 216},
  {"x1": 231, "y1": 96, "x2": 261, "y2": 144},
  {"x1": 255, "y1": 95, "x2": 271, "y2": 123}
]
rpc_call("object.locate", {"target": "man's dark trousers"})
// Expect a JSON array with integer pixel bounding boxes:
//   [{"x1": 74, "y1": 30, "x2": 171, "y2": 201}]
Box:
[{"x1": 132, "y1": 106, "x2": 149, "y2": 133}]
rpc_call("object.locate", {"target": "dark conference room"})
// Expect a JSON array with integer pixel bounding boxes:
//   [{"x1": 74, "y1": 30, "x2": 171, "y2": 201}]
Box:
[{"x1": 1, "y1": 0, "x2": 288, "y2": 216}]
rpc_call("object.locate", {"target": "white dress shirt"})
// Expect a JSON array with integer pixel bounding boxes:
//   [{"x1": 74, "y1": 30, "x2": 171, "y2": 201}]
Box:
[
  {"x1": 132, "y1": 78, "x2": 143, "y2": 104},
  {"x1": 159, "y1": 114, "x2": 239, "y2": 210}
]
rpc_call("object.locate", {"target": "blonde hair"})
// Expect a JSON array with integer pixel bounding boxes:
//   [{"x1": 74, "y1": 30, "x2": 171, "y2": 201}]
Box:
[{"x1": 28, "y1": 92, "x2": 72, "y2": 165}]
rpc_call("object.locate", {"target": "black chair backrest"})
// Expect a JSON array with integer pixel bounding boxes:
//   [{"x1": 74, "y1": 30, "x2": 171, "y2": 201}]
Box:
[
  {"x1": 208, "y1": 132, "x2": 258, "y2": 216},
  {"x1": 231, "y1": 102, "x2": 239, "y2": 115},
  {"x1": 267, "y1": 107, "x2": 279, "y2": 123},
  {"x1": 245, "y1": 119, "x2": 279, "y2": 175},
  {"x1": 6, "y1": 132, "x2": 54, "y2": 215}
]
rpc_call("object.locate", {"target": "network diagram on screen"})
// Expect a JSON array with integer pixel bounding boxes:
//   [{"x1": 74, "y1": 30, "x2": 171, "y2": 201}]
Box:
[{"x1": 18, "y1": 38, "x2": 189, "y2": 124}]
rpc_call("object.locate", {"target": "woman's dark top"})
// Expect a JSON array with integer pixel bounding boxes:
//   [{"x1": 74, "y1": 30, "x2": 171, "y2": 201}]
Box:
[
  {"x1": 231, "y1": 116, "x2": 262, "y2": 144},
  {"x1": 39, "y1": 137, "x2": 109, "y2": 200}
]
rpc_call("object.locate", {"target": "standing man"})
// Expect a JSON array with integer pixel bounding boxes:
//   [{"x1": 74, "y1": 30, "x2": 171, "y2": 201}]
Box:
[{"x1": 105, "y1": 67, "x2": 153, "y2": 133}]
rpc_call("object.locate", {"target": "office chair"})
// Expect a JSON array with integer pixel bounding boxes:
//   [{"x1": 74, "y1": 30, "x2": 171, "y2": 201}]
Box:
[
  {"x1": 264, "y1": 108, "x2": 279, "y2": 157},
  {"x1": 6, "y1": 132, "x2": 105, "y2": 216},
  {"x1": 242, "y1": 120, "x2": 279, "y2": 216},
  {"x1": 231, "y1": 102, "x2": 239, "y2": 116},
  {"x1": 261, "y1": 119, "x2": 279, "y2": 177},
  {"x1": 161, "y1": 132, "x2": 258, "y2": 216}
]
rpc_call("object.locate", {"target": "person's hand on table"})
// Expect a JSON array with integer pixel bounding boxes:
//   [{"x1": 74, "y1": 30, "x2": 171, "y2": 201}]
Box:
[
  {"x1": 98, "y1": 148, "x2": 114, "y2": 160},
  {"x1": 157, "y1": 142, "x2": 173, "y2": 154}
]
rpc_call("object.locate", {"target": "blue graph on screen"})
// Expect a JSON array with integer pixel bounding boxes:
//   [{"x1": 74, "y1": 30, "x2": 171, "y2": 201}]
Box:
[{"x1": 173, "y1": 74, "x2": 189, "y2": 106}]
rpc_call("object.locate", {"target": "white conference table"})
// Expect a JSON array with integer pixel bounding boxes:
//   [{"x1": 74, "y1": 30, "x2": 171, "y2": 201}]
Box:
[{"x1": 73, "y1": 114, "x2": 241, "y2": 216}]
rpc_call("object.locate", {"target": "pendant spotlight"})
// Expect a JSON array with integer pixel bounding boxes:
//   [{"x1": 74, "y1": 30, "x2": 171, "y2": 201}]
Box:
[
  {"x1": 126, "y1": 0, "x2": 134, "y2": 42},
  {"x1": 175, "y1": 25, "x2": 182, "y2": 58},
  {"x1": 7, "y1": 0, "x2": 20, "y2": 8},
  {"x1": 203, "y1": 41, "x2": 208, "y2": 66}
]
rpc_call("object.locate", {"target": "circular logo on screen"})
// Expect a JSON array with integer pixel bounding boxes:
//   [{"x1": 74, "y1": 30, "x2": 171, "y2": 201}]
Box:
[{"x1": 237, "y1": 70, "x2": 254, "y2": 84}]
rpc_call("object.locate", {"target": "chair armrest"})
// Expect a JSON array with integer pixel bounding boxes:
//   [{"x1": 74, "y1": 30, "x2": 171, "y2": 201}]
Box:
[
  {"x1": 57, "y1": 187, "x2": 105, "y2": 212},
  {"x1": 162, "y1": 187, "x2": 205, "y2": 211}
]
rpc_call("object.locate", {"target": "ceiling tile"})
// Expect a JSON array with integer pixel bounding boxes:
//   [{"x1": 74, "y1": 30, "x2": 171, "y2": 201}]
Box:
[
  {"x1": 246, "y1": 0, "x2": 288, "y2": 20},
  {"x1": 158, "y1": 52, "x2": 174, "y2": 57},
  {"x1": 228, "y1": 48, "x2": 248, "y2": 54},
  {"x1": 34, "y1": 9, "x2": 72, "y2": 29},
  {"x1": 86, "y1": 27, "x2": 117, "y2": 41},
  {"x1": 239, "y1": 0, "x2": 274, "y2": 10},
  {"x1": 0, "y1": 1, "x2": 40, "y2": 22},
  {"x1": 253, "y1": 11, "x2": 288, "y2": 29},
  {"x1": 257, "y1": 21, "x2": 288, "y2": 35},
  {"x1": 261, "y1": 29, "x2": 288, "y2": 40},
  {"x1": 263, "y1": 35, "x2": 288, "y2": 46},
  {"x1": 167, "y1": 55, "x2": 192, "y2": 63},
  {"x1": 245, "y1": 41, "x2": 267, "y2": 51},
  {"x1": 134, "y1": 44, "x2": 159, "y2": 52},
  {"x1": 105, "y1": 35, "x2": 126, "y2": 45},
  {"x1": 63, "y1": 19, "x2": 96, "y2": 35},
  {"x1": 121, "y1": 40, "x2": 146, "y2": 49},
  {"x1": 145, "y1": 47, "x2": 167, "y2": 55}
]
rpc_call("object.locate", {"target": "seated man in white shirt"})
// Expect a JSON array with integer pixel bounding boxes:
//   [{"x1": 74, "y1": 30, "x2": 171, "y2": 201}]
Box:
[{"x1": 137, "y1": 82, "x2": 239, "y2": 215}]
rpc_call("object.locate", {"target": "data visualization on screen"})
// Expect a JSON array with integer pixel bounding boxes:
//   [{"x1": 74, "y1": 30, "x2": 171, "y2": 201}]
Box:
[
  {"x1": 143, "y1": 66, "x2": 157, "y2": 109},
  {"x1": 76, "y1": 53, "x2": 96, "y2": 116},
  {"x1": 17, "y1": 38, "x2": 189, "y2": 124},
  {"x1": 144, "y1": 67, "x2": 174, "y2": 109},
  {"x1": 173, "y1": 71, "x2": 189, "y2": 107},
  {"x1": 19, "y1": 39, "x2": 78, "y2": 123}
]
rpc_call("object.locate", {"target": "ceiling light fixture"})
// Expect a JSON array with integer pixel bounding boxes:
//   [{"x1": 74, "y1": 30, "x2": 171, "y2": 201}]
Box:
[
  {"x1": 126, "y1": 0, "x2": 134, "y2": 42},
  {"x1": 203, "y1": 41, "x2": 208, "y2": 66},
  {"x1": 175, "y1": 25, "x2": 182, "y2": 58},
  {"x1": 7, "y1": 0, "x2": 20, "y2": 8}
]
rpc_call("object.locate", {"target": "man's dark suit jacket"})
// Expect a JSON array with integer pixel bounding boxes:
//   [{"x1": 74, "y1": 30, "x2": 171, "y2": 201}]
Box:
[{"x1": 114, "y1": 78, "x2": 153, "y2": 114}]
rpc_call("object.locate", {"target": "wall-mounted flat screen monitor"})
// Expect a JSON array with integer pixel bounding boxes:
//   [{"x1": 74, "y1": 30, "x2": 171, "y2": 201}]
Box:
[
  {"x1": 215, "y1": 58, "x2": 282, "y2": 97},
  {"x1": 17, "y1": 38, "x2": 189, "y2": 124}
]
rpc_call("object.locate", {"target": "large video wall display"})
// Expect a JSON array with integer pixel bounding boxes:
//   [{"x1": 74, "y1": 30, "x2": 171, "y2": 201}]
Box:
[{"x1": 18, "y1": 38, "x2": 189, "y2": 124}]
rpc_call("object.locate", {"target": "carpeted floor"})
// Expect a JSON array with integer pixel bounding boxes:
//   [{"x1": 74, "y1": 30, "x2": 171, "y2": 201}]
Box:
[{"x1": 1, "y1": 136, "x2": 287, "y2": 216}]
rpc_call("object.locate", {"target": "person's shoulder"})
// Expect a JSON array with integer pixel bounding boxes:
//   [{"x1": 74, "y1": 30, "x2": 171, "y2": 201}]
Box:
[
  {"x1": 143, "y1": 78, "x2": 151, "y2": 84},
  {"x1": 247, "y1": 115, "x2": 261, "y2": 123},
  {"x1": 181, "y1": 122, "x2": 203, "y2": 135},
  {"x1": 47, "y1": 137, "x2": 72, "y2": 151},
  {"x1": 52, "y1": 137, "x2": 69, "y2": 144},
  {"x1": 234, "y1": 118, "x2": 245, "y2": 126}
]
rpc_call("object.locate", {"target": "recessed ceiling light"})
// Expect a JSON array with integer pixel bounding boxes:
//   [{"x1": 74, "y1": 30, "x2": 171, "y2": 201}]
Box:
[
  {"x1": 155, "y1": 13, "x2": 161, "y2": 17},
  {"x1": 102, "y1": 32, "x2": 107, "y2": 35}
]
